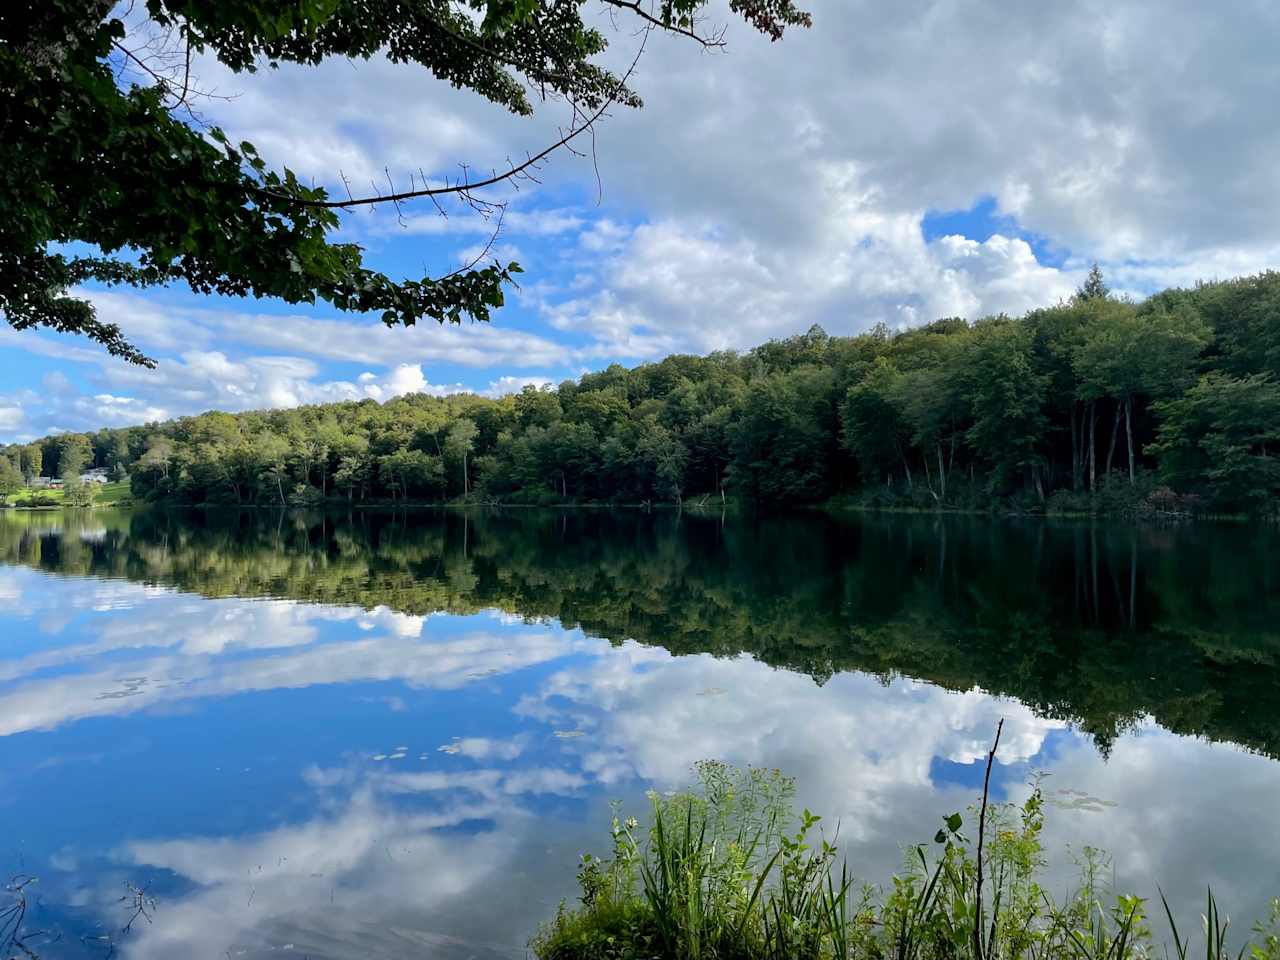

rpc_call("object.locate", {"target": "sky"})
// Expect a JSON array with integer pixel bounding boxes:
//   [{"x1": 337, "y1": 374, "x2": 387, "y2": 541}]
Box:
[{"x1": 4, "y1": 0, "x2": 1280, "y2": 443}]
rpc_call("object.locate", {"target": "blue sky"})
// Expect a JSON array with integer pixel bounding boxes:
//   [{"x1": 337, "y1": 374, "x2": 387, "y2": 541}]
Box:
[{"x1": 4, "y1": 0, "x2": 1280, "y2": 442}]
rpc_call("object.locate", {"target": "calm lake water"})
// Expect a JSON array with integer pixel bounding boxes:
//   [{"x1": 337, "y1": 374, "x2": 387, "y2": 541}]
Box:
[{"x1": 2, "y1": 508, "x2": 1279, "y2": 958}]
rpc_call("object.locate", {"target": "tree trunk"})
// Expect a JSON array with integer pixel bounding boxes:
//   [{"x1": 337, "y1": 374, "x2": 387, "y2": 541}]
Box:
[
  {"x1": 1088, "y1": 401, "x2": 1097, "y2": 492},
  {"x1": 923, "y1": 451, "x2": 939, "y2": 502},
  {"x1": 1124, "y1": 396, "x2": 1135, "y2": 485},
  {"x1": 901, "y1": 450, "x2": 913, "y2": 492},
  {"x1": 1104, "y1": 400, "x2": 1122, "y2": 480},
  {"x1": 937, "y1": 443, "x2": 947, "y2": 500},
  {"x1": 1070, "y1": 402, "x2": 1081, "y2": 493}
]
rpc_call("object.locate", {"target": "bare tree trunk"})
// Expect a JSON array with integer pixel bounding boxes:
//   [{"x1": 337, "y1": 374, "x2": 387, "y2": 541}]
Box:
[
  {"x1": 901, "y1": 449, "x2": 913, "y2": 492},
  {"x1": 1125, "y1": 396, "x2": 1136, "y2": 485},
  {"x1": 937, "y1": 443, "x2": 947, "y2": 500},
  {"x1": 1088, "y1": 400, "x2": 1097, "y2": 492},
  {"x1": 1070, "y1": 402, "x2": 1081, "y2": 492},
  {"x1": 1104, "y1": 400, "x2": 1122, "y2": 480},
  {"x1": 923, "y1": 452, "x2": 939, "y2": 502}
]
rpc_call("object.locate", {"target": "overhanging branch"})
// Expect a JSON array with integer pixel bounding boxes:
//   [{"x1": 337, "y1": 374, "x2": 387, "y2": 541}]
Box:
[{"x1": 247, "y1": 26, "x2": 650, "y2": 211}]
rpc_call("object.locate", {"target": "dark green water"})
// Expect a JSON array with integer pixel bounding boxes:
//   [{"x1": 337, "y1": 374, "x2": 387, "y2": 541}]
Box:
[{"x1": 2, "y1": 508, "x2": 1279, "y2": 957}]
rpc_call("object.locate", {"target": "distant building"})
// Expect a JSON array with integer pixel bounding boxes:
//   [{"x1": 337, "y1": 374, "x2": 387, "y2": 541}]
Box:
[
  {"x1": 79, "y1": 470, "x2": 109, "y2": 485},
  {"x1": 30, "y1": 476, "x2": 63, "y2": 489}
]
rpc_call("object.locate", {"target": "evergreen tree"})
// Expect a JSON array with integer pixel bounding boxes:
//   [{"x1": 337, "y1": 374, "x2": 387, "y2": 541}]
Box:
[{"x1": 1077, "y1": 263, "x2": 1110, "y2": 301}]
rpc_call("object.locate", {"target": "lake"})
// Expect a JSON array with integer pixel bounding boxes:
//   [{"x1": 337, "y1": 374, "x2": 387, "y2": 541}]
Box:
[{"x1": 2, "y1": 508, "x2": 1279, "y2": 958}]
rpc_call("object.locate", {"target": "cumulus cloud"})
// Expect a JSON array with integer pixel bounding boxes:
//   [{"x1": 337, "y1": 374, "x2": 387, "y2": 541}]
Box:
[
  {"x1": 142, "y1": 0, "x2": 1280, "y2": 367},
  {"x1": 6, "y1": 0, "x2": 1280, "y2": 440}
]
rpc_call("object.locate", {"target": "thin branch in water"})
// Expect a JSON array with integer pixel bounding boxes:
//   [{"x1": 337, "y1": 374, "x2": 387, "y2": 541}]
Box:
[{"x1": 119, "y1": 881, "x2": 156, "y2": 935}]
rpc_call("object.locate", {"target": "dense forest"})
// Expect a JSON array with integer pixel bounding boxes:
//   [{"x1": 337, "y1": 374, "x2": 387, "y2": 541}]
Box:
[
  {"x1": 4, "y1": 269, "x2": 1280, "y2": 514},
  {"x1": 4, "y1": 508, "x2": 1279, "y2": 757}
]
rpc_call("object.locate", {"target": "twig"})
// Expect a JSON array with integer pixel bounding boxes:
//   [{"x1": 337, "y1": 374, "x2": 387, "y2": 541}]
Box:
[
  {"x1": 599, "y1": 0, "x2": 727, "y2": 47},
  {"x1": 437, "y1": 205, "x2": 508, "y2": 282},
  {"x1": 974, "y1": 718, "x2": 1004, "y2": 960},
  {"x1": 250, "y1": 26, "x2": 651, "y2": 211}
]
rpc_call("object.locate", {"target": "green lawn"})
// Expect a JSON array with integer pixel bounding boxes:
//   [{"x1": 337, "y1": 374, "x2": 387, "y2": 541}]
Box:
[
  {"x1": 94, "y1": 481, "x2": 133, "y2": 504},
  {"x1": 3, "y1": 481, "x2": 132, "y2": 508}
]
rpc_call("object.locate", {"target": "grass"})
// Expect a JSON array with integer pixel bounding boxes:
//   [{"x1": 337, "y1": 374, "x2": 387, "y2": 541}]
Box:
[
  {"x1": 3, "y1": 481, "x2": 132, "y2": 509},
  {"x1": 532, "y1": 748, "x2": 1280, "y2": 960}
]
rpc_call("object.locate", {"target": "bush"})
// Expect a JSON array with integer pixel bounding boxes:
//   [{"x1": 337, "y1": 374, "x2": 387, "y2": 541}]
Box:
[
  {"x1": 1045, "y1": 488, "x2": 1094, "y2": 516},
  {"x1": 288, "y1": 483, "x2": 325, "y2": 506},
  {"x1": 64, "y1": 481, "x2": 97, "y2": 508}
]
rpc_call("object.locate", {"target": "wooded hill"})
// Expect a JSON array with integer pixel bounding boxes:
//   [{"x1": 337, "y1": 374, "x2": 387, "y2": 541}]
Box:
[{"x1": 5, "y1": 270, "x2": 1280, "y2": 513}]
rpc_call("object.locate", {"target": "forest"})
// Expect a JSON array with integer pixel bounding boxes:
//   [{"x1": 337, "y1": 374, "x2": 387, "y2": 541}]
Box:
[{"x1": 4, "y1": 269, "x2": 1280, "y2": 514}]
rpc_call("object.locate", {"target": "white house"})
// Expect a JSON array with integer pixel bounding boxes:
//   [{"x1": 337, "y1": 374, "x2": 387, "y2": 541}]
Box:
[{"x1": 79, "y1": 470, "x2": 110, "y2": 485}]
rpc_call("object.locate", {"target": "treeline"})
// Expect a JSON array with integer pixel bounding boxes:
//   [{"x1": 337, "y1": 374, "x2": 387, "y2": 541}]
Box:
[{"x1": 5, "y1": 269, "x2": 1280, "y2": 513}]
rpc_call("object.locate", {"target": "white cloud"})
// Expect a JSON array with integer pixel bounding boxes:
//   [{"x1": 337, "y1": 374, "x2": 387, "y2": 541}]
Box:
[
  {"x1": 179, "y1": 0, "x2": 1280, "y2": 355},
  {"x1": 79, "y1": 292, "x2": 572, "y2": 371},
  {"x1": 483, "y1": 375, "x2": 554, "y2": 396},
  {"x1": 7, "y1": 0, "x2": 1280, "y2": 440},
  {"x1": 542, "y1": 216, "x2": 1079, "y2": 356}
]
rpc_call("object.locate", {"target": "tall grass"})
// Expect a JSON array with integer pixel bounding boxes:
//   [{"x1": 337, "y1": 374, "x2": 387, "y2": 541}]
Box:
[{"x1": 531, "y1": 756, "x2": 1280, "y2": 960}]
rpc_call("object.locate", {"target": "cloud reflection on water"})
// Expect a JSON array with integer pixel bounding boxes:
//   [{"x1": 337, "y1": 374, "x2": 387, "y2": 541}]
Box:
[{"x1": 2, "y1": 566, "x2": 1280, "y2": 958}]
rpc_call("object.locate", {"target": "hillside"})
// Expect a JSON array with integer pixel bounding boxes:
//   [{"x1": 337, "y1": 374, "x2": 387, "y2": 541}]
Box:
[{"x1": 4, "y1": 272, "x2": 1280, "y2": 513}]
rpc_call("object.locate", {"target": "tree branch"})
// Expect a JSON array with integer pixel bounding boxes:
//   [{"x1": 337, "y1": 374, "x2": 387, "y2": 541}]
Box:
[
  {"x1": 248, "y1": 26, "x2": 650, "y2": 211},
  {"x1": 599, "y1": 0, "x2": 727, "y2": 47}
]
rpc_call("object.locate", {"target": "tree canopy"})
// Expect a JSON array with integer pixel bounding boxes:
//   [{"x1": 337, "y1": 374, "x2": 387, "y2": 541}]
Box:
[
  {"x1": 0, "y1": 0, "x2": 809, "y2": 364},
  {"x1": 6, "y1": 270, "x2": 1280, "y2": 515}
]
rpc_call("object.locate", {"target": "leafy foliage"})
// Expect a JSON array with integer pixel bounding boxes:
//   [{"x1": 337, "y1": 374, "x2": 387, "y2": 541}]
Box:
[{"x1": 7, "y1": 271, "x2": 1280, "y2": 513}]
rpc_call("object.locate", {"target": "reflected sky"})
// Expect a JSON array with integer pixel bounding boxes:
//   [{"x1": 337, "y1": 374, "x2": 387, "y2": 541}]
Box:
[{"x1": 2, "y1": 518, "x2": 1280, "y2": 958}]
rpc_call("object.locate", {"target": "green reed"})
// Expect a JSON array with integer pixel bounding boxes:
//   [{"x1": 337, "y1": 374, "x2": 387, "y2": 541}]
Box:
[{"x1": 531, "y1": 759, "x2": 1280, "y2": 960}]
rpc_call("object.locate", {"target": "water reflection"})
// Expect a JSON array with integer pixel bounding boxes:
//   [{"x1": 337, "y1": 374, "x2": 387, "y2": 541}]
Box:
[{"x1": 1, "y1": 509, "x2": 1279, "y2": 957}]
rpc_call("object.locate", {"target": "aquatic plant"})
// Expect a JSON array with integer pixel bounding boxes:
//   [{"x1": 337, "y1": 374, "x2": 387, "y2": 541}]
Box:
[{"x1": 532, "y1": 733, "x2": 1280, "y2": 960}]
